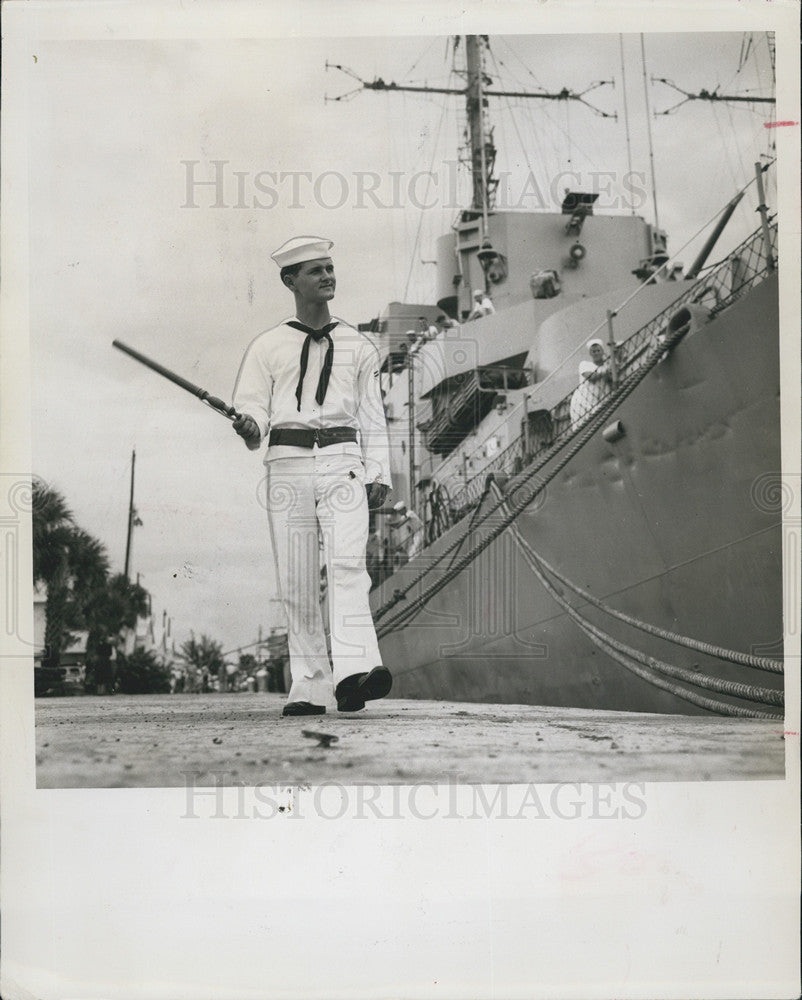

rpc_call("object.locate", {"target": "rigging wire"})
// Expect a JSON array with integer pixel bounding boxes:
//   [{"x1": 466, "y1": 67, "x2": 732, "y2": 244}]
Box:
[
  {"x1": 498, "y1": 34, "x2": 550, "y2": 89},
  {"x1": 394, "y1": 82, "x2": 454, "y2": 295},
  {"x1": 711, "y1": 104, "x2": 742, "y2": 189},
  {"x1": 748, "y1": 34, "x2": 777, "y2": 160},
  {"x1": 737, "y1": 32, "x2": 753, "y2": 75},
  {"x1": 640, "y1": 33, "x2": 660, "y2": 231},
  {"x1": 493, "y1": 40, "x2": 556, "y2": 181},
  {"x1": 495, "y1": 37, "x2": 606, "y2": 174},
  {"x1": 725, "y1": 98, "x2": 752, "y2": 188},
  {"x1": 500, "y1": 47, "x2": 578, "y2": 166},
  {"x1": 766, "y1": 31, "x2": 776, "y2": 82},
  {"x1": 485, "y1": 43, "x2": 540, "y2": 203},
  {"x1": 401, "y1": 84, "x2": 452, "y2": 301},
  {"x1": 386, "y1": 90, "x2": 411, "y2": 298},
  {"x1": 619, "y1": 34, "x2": 636, "y2": 215},
  {"x1": 709, "y1": 103, "x2": 753, "y2": 240},
  {"x1": 401, "y1": 35, "x2": 443, "y2": 83},
  {"x1": 677, "y1": 33, "x2": 776, "y2": 243}
]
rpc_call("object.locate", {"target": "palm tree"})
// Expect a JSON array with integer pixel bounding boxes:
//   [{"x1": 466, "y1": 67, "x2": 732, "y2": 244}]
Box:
[
  {"x1": 85, "y1": 572, "x2": 149, "y2": 638},
  {"x1": 32, "y1": 481, "x2": 76, "y2": 670},
  {"x1": 32, "y1": 480, "x2": 111, "y2": 671},
  {"x1": 82, "y1": 572, "x2": 150, "y2": 692},
  {"x1": 66, "y1": 528, "x2": 110, "y2": 628},
  {"x1": 31, "y1": 480, "x2": 73, "y2": 578}
]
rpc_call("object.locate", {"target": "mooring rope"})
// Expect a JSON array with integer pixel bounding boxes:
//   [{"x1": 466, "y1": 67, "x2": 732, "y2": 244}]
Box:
[
  {"x1": 501, "y1": 517, "x2": 783, "y2": 675},
  {"x1": 490, "y1": 481, "x2": 783, "y2": 716}
]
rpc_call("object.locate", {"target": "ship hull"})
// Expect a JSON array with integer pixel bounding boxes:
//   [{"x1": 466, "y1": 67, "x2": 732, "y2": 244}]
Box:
[{"x1": 373, "y1": 274, "x2": 783, "y2": 715}]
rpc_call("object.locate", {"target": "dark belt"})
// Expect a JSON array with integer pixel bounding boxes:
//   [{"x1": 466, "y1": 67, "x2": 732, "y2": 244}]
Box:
[{"x1": 268, "y1": 426, "x2": 358, "y2": 449}]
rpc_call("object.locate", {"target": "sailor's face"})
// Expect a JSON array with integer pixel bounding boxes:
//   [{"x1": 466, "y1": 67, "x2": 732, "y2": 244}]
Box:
[
  {"x1": 589, "y1": 344, "x2": 605, "y2": 364},
  {"x1": 293, "y1": 257, "x2": 336, "y2": 302}
]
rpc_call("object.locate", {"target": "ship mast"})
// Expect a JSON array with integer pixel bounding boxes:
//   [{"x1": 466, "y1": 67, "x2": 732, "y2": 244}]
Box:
[
  {"x1": 325, "y1": 38, "x2": 614, "y2": 511},
  {"x1": 326, "y1": 35, "x2": 614, "y2": 221},
  {"x1": 465, "y1": 35, "x2": 491, "y2": 224}
]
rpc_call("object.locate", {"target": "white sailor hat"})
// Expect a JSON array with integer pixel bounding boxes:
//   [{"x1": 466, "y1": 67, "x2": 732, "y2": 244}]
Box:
[
  {"x1": 473, "y1": 288, "x2": 485, "y2": 297},
  {"x1": 271, "y1": 236, "x2": 334, "y2": 269}
]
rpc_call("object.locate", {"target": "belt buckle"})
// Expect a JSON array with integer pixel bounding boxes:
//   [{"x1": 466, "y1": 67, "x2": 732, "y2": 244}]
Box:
[{"x1": 314, "y1": 428, "x2": 324, "y2": 448}]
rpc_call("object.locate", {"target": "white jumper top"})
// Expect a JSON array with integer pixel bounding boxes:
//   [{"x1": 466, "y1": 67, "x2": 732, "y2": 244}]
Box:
[{"x1": 233, "y1": 316, "x2": 392, "y2": 486}]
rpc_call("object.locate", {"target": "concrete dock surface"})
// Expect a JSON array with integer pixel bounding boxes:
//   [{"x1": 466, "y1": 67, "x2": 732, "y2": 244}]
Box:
[{"x1": 34, "y1": 693, "x2": 786, "y2": 788}]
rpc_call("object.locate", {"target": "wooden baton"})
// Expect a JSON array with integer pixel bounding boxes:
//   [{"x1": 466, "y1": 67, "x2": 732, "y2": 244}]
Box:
[{"x1": 112, "y1": 339, "x2": 241, "y2": 420}]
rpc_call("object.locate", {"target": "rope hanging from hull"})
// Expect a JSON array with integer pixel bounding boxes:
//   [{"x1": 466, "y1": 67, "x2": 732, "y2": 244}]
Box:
[
  {"x1": 502, "y1": 519, "x2": 784, "y2": 675},
  {"x1": 490, "y1": 480, "x2": 783, "y2": 719}
]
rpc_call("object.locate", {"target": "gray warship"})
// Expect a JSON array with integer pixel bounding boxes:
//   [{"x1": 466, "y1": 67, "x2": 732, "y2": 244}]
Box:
[{"x1": 346, "y1": 36, "x2": 783, "y2": 718}]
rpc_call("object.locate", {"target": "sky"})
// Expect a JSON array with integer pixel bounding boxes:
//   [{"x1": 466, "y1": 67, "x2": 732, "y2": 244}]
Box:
[{"x1": 22, "y1": 27, "x2": 779, "y2": 657}]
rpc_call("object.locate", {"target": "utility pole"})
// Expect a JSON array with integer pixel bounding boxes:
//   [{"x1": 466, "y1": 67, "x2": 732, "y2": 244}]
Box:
[{"x1": 124, "y1": 449, "x2": 136, "y2": 580}]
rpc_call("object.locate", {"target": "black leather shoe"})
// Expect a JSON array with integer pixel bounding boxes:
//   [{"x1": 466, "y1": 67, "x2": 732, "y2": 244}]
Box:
[
  {"x1": 281, "y1": 701, "x2": 326, "y2": 717},
  {"x1": 336, "y1": 667, "x2": 393, "y2": 712}
]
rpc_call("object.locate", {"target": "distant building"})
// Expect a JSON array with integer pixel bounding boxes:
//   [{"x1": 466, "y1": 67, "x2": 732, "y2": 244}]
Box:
[
  {"x1": 120, "y1": 613, "x2": 156, "y2": 657},
  {"x1": 33, "y1": 582, "x2": 88, "y2": 692},
  {"x1": 33, "y1": 581, "x2": 47, "y2": 665}
]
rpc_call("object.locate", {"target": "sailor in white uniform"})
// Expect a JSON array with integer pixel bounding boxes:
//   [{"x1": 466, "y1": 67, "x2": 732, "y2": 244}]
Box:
[
  {"x1": 468, "y1": 287, "x2": 495, "y2": 320},
  {"x1": 232, "y1": 236, "x2": 393, "y2": 716}
]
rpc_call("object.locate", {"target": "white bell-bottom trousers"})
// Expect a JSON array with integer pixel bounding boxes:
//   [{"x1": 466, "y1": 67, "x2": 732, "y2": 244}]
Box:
[{"x1": 265, "y1": 451, "x2": 382, "y2": 705}]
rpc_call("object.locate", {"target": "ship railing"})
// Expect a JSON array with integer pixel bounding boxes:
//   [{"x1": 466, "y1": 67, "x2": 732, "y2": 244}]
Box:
[
  {"x1": 441, "y1": 221, "x2": 778, "y2": 524},
  {"x1": 690, "y1": 217, "x2": 778, "y2": 316},
  {"x1": 589, "y1": 220, "x2": 778, "y2": 392},
  {"x1": 448, "y1": 435, "x2": 527, "y2": 519}
]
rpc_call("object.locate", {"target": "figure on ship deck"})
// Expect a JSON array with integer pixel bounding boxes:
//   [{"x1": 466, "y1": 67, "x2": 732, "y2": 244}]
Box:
[{"x1": 569, "y1": 338, "x2": 614, "y2": 427}]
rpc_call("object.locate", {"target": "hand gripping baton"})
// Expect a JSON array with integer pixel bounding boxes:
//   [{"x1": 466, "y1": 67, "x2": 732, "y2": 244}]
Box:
[{"x1": 112, "y1": 339, "x2": 242, "y2": 421}]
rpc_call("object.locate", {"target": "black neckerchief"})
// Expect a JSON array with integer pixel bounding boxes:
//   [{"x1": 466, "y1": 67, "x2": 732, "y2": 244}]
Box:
[{"x1": 286, "y1": 320, "x2": 339, "y2": 412}]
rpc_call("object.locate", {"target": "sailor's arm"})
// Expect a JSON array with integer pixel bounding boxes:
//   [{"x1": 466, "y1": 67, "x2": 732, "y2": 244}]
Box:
[
  {"x1": 355, "y1": 338, "x2": 393, "y2": 495},
  {"x1": 232, "y1": 338, "x2": 272, "y2": 450}
]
